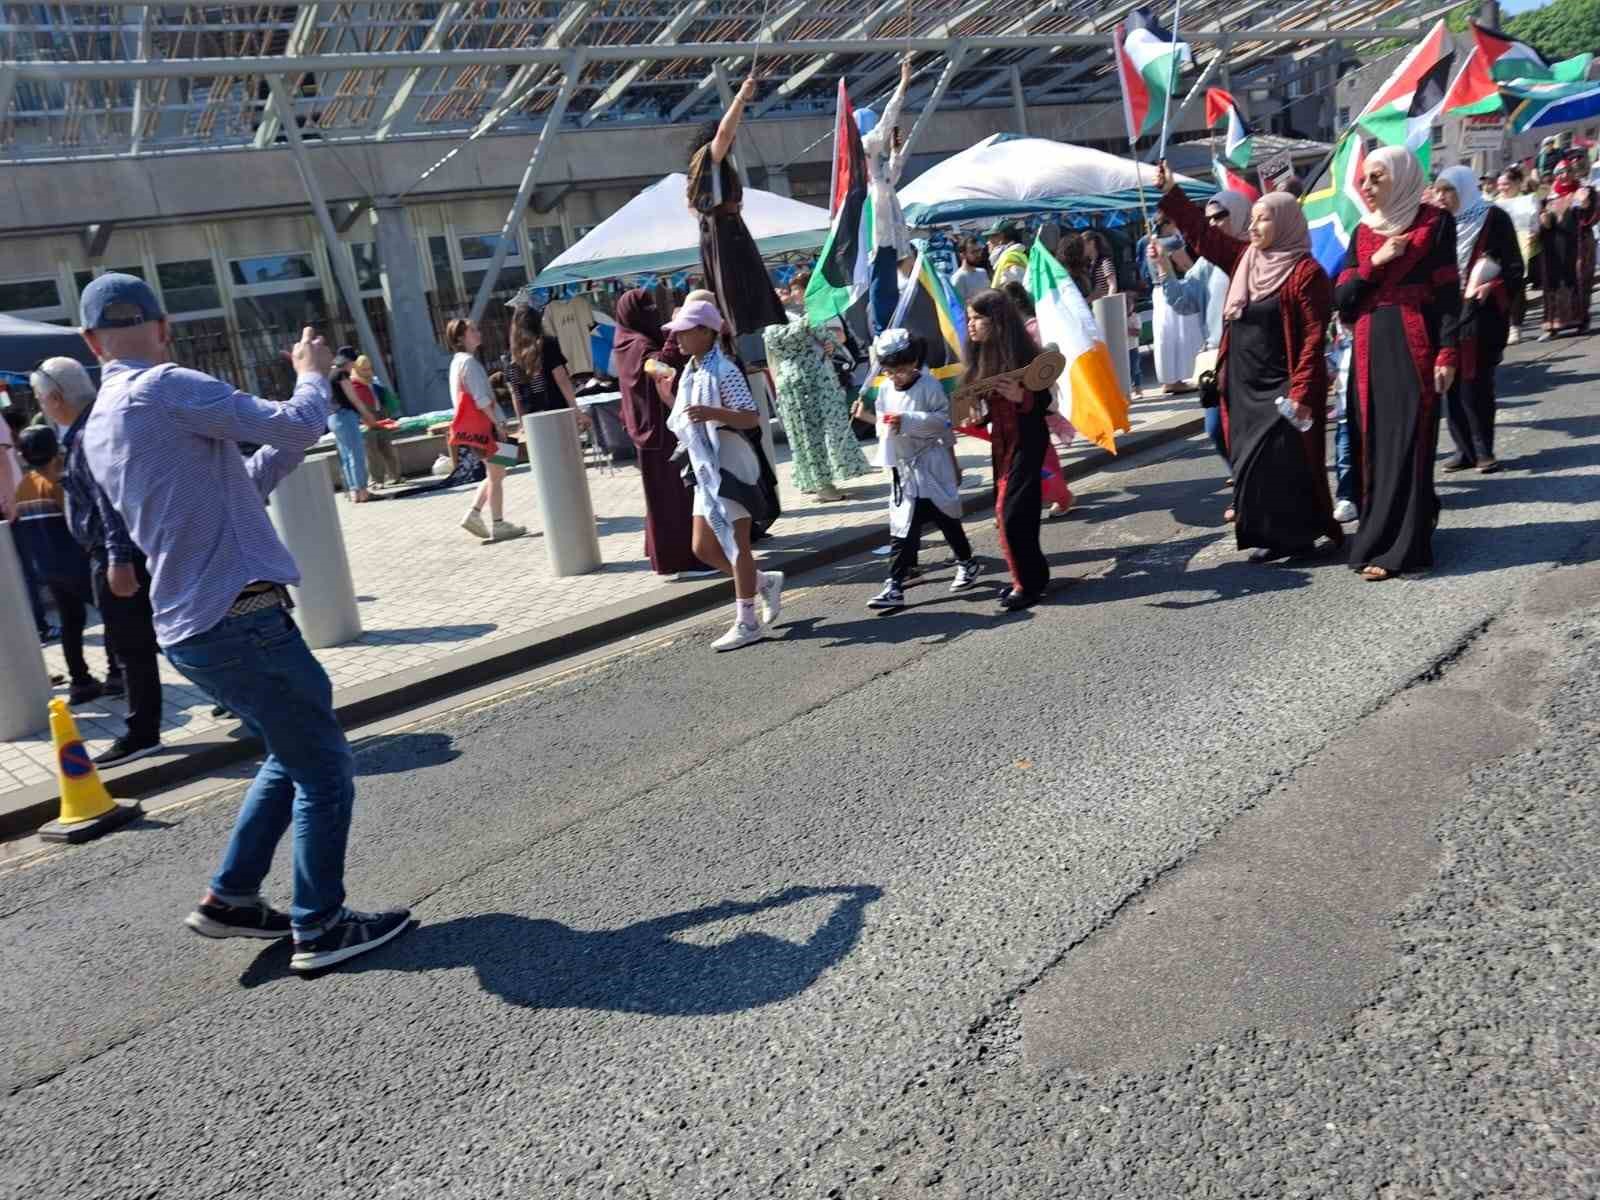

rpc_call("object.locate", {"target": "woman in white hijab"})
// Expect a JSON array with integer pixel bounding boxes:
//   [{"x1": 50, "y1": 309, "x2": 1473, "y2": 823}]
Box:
[
  {"x1": 1432, "y1": 165, "x2": 1524, "y2": 474},
  {"x1": 1333, "y1": 145, "x2": 1462, "y2": 581}
]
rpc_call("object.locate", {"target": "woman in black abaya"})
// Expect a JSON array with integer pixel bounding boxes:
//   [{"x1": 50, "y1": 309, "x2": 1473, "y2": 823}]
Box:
[{"x1": 1335, "y1": 145, "x2": 1462, "y2": 581}]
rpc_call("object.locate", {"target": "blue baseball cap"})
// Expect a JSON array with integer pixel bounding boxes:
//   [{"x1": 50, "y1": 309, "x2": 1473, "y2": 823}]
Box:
[{"x1": 80, "y1": 272, "x2": 164, "y2": 330}]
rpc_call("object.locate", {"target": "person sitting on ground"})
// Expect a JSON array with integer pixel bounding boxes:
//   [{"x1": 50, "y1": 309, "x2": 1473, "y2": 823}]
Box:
[
  {"x1": 864, "y1": 328, "x2": 982, "y2": 611},
  {"x1": 11, "y1": 425, "x2": 107, "y2": 706},
  {"x1": 34, "y1": 355, "x2": 166, "y2": 765},
  {"x1": 77, "y1": 272, "x2": 409, "y2": 972}
]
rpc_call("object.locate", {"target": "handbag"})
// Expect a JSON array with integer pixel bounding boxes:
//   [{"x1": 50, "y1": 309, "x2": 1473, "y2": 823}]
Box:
[{"x1": 1192, "y1": 348, "x2": 1221, "y2": 409}]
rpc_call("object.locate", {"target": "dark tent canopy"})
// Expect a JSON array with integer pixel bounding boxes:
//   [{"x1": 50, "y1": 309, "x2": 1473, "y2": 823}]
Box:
[{"x1": 0, "y1": 314, "x2": 95, "y2": 384}]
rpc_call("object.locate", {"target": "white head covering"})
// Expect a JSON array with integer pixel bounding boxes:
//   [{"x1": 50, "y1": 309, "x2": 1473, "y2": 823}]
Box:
[
  {"x1": 1361, "y1": 145, "x2": 1426, "y2": 238},
  {"x1": 1435, "y1": 165, "x2": 1491, "y2": 278},
  {"x1": 1204, "y1": 190, "x2": 1253, "y2": 239}
]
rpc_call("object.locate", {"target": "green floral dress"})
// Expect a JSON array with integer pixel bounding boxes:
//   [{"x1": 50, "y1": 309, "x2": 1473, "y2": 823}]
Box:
[{"x1": 762, "y1": 313, "x2": 871, "y2": 494}]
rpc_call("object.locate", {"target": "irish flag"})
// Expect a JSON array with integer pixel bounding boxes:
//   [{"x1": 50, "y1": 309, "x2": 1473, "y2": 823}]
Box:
[
  {"x1": 1025, "y1": 242, "x2": 1129, "y2": 454},
  {"x1": 805, "y1": 80, "x2": 872, "y2": 325},
  {"x1": 1205, "y1": 88, "x2": 1254, "y2": 168},
  {"x1": 1114, "y1": 9, "x2": 1192, "y2": 145},
  {"x1": 1444, "y1": 21, "x2": 1595, "y2": 117}
]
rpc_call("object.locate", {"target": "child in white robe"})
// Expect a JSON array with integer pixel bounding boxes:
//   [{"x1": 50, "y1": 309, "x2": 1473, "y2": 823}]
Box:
[{"x1": 865, "y1": 328, "x2": 983, "y2": 610}]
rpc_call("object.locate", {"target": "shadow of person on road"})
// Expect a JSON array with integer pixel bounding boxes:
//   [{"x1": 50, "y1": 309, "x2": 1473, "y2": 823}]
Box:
[
  {"x1": 1047, "y1": 532, "x2": 1319, "y2": 611},
  {"x1": 239, "y1": 884, "x2": 884, "y2": 1014},
  {"x1": 351, "y1": 731, "x2": 462, "y2": 776},
  {"x1": 777, "y1": 595, "x2": 1034, "y2": 649}
]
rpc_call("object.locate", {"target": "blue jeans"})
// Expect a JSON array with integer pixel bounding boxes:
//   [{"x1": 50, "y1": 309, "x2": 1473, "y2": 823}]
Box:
[
  {"x1": 328, "y1": 408, "x2": 367, "y2": 495},
  {"x1": 165, "y1": 607, "x2": 353, "y2": 936},
  {"x1": 1334, "y1": 416, "x2": 1357, "y2": 505},
  {"x1": 1203, "y1": 403, "x2": 1229, "y2": 466},
  {"x1": 1128, "y1": 345, "x2": 1144, "y2": 393}
]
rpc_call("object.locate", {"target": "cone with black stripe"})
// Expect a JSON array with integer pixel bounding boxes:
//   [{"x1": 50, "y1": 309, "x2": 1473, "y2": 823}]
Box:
[{"x1": 39, "y1": 698, "x2": 141, "y2": 844}]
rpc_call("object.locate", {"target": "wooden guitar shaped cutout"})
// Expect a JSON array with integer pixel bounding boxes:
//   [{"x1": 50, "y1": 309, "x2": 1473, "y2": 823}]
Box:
[{"x1": 948, "y1": 345, "x2": 1067, "y2": 426}]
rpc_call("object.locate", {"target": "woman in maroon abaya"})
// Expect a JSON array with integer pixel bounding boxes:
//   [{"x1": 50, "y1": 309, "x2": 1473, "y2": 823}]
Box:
[
  {"x1": 1156, "y1": 173, "x2": 1339, "y2": 562},
  {"x1": 1335, "y1": 145, "x2": 1462, "y2": 582},
  {"x1": 613, "y1": 289, "x2": 703, "y2": 577},
  {"x1": 1538, "y1": 157, "x2": 1597, "y2": 337}
]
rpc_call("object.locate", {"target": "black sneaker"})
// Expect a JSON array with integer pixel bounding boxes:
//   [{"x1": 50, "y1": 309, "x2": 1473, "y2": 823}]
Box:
[
  {"x1": 185, "y1": 896, "x2": 292, "y2": 940},
  {"x1": 290, "y1": 907, "x2": 411, "y2": 973},
  {"x1": 102, "y1": 674, "x2": 126, "y2": 699},
  {"x1": 67, "y1": 679, "x2": 103, "y2": 705},
  {"x1": 94, "y1": 735, "x2": 161, "y2": 768}
]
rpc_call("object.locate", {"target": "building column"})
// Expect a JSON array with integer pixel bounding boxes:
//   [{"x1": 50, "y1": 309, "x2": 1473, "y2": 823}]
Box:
[
  {"x1": 372, "y1": 198, "x2": 447, "y2": 414},
  {"x1": 762, "y1": 165, "x2": 793, "y2": 196}
]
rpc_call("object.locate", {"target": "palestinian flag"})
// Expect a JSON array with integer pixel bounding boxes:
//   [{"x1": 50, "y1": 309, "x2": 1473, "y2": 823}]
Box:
[
  {"x1": 805, "y1": 79, "x2": 872, "y2": 326},
  {"x1": 1444, "y1": 23, "x2": 1593, "y2": 117},
  {"x1": 1502, "y1": 77, "x2": 1600, "y2": 135},
  {"x1": 1205, "y1": 88, "x2": 1254, "y2": 168},
  {"x1": 1304, "y1": 133, "x2": 1369, "y2": 279},
  {"x1": 1213, "y1": 160, "x2": 1261, "y2": 202},
  {"x1": 1114, "y1": 8, "x2": 1192, "y2": 144},
  {"x1": 1358, "y1": 39, "x2": 1454, "y2": 169},
  {"x1": 861, "y1": 251, "x2": 967, "y2": 403}
]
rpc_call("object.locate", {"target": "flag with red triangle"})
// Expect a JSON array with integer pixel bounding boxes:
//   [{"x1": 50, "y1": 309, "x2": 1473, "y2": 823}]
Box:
[{"x1": 1204, "y1": 88, "x2": 1254, "y2": 169}]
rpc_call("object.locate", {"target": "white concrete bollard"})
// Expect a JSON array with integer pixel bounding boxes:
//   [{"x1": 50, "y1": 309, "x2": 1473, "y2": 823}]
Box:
[
  {"x1": 523, "y1": 409, "x2": 601, "y2": 576},
  {"x1": 1093, "y1": 294, "x2": 1134, "y2": 401},
  {"x1": 0, "y1": 527, "x2": 52, "y2": 739},
  {"x1": 267, "y1": 455, "x2": 363, "y2": 649}
]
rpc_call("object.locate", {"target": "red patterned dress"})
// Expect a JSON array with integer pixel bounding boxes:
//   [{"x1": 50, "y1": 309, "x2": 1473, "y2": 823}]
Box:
[{"x1": 1334, "y1": 204, "x2": 1462, "y2": 575}]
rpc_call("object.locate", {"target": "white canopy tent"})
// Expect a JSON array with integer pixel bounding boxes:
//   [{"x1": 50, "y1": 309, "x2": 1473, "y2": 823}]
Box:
[
  {"x1": 898, "y1": 135, "x2": 1212, "y2": 227},
  {"x1": 532, "y1": 173, "x2": 830, "y2": 288}
]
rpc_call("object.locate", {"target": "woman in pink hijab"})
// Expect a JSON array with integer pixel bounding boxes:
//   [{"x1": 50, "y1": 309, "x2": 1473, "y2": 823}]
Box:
[{"x1": 1154, "y1": 166, "x2": 1341, "y2": 563}]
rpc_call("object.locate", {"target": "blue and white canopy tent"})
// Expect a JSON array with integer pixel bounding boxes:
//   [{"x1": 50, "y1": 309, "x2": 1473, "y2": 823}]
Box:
[
  {"x1": 898, "y1": 134, "x2": 1213, "y2": 228},
  {"x1": 531, "y1": 173, "x2": 831, "y2": 289},
  {"x1": 0, "y1": 315, "x2": 96, "y2": 389}
]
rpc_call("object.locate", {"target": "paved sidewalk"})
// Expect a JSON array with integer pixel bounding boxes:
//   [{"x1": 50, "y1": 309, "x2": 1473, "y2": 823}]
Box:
[{"x1": 2, "y1": 392, "x2": 1200, "y2": 801}]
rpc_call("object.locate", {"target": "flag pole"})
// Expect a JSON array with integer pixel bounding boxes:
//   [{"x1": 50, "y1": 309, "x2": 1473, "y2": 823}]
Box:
[{"x1": 1156, "y1": 0, "x2": 1184, "y2": 163}]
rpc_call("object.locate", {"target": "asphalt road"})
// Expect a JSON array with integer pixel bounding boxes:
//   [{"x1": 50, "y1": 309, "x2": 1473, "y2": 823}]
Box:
[{"x1": 3, "y1": 337, "x2": 1599, "y2": 1200}]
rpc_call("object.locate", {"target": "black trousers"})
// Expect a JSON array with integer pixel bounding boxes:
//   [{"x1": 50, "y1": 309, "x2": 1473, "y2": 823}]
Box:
[
  {"x1": 45, "y1": 582, "x2": 91, "y2": 683},
  {"x1": 1445, "y1": 375, "x2": 1496, "y2": 464},
  {"x1": 92, "y1": 557, "x2": 163, "y2": 743},
  {"x1": 891, "y1": 498, "x2": 973, "y2": 583}
]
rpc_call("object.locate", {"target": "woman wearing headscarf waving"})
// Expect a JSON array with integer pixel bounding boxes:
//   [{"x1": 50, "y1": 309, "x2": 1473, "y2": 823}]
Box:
[
  {"x1": 613, "y1": 288, "x2": 705, "y2": 577},
  {"x1": 1333, "y1": 146, "x2": 1461, "y2": 581},
  {"x1": 1155, "y1": 166, "x2": 1340, "y2": 563},
  {"x1": 1433, "y1": 165, "x2": 1523, "y2": 475},
  {"x1": 1538, "y1": 156, "x2": 1597, "y2": 338}
]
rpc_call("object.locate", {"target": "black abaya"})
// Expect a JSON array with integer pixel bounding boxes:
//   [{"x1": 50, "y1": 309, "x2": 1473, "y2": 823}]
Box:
[
  {"x1": 1446, "y1": 205, "x2": 1522, "y2": 466},
  {"x1": 1227, "y1": 295, "x2": 1331, "y2": 554}
]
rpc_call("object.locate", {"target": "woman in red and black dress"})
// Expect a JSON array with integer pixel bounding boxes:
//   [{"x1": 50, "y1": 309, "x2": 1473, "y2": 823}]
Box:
[
  {"x1": 1539, "y1": 157, "x2": 1597, "y2": 337},
  {"x1": 1335, "y1": 145, "x2": 1461, "y2": 582},
  {"x1": 965, "y1": 289, "x2": 1050, "y2": 611},
  {"x1": 1156, "y1": 167, "x2": 1340, "y2": 562}
]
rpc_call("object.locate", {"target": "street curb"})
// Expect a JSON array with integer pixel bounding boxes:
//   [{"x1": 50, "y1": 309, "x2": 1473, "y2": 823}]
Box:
[{"x1": 0, "y1": 409, "x2": 1205, "y2": 840}]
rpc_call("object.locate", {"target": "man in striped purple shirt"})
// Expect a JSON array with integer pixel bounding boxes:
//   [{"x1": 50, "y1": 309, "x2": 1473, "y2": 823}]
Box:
[{"x1": 79, "y1": 274, "x2": 409, "y2": 973}]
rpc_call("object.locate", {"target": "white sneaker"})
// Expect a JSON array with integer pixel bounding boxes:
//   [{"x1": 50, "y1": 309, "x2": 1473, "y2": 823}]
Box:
[
  {"x1": 460, "y1": 510, "x2": 490, "y2": 539},
  {"x1": 712, "y1": 620, "x2": 768, "y2": 652},
  {"x1": 867, "y1": 581, "x2": 905, "y2": 609},
  {"x1": 1332, "y1": 499, "x2": 1358, "y2": 524},
  {"x1": 1507, "y1": 326, "x2": 1522, "y2": 345},
  {"x1": 758, "y1": 571, "x2": 785, "y2": 626},
  {"x1": 951, "y1": 559, "x2": 985, "y2": 591},
  {"x1": 488, "y1": 519, "x2": 526, "y2": 543}
]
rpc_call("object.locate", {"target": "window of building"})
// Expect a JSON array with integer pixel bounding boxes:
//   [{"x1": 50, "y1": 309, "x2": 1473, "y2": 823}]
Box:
[
  {"x1": 350, "y1": 242, "x2": 383, "y2": 293},
  {"x1": 72, "y1": 265, "x2": 144, "y2": 298},
  {"x1": 459, "y1": 231, "x2": 526, "y2": 297},
  {"x1": 525, "y1": 225, "x2": 566, "y2": 274},
  {"x1": 156, "y1": 259, "x2": 223, "y2": 316},
  {"x1": 228, "y1": 253, "x2": 318, "y2": 286},
  {"x1": 428, "y1": 235, "x2": 454, "y2": 292},
  {"x1": 0, "y1": 277, "x2": 66, "y2": 320}
]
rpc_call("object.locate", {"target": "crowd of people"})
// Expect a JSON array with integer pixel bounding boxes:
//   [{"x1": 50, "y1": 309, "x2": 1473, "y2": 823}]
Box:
[{"x1": 2, "y1": 66, "x2": 1596, "y2": 973}]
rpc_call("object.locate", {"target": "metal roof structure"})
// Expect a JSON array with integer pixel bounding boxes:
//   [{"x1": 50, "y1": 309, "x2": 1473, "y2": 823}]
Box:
[{"x1": 0, "y1": 1, "x2": 1445, "y2": 165}]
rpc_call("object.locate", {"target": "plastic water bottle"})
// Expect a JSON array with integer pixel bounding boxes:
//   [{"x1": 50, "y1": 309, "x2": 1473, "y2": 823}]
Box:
[{"x1": 1275, "y1": 395, "x2": 1313, "y2": 432}]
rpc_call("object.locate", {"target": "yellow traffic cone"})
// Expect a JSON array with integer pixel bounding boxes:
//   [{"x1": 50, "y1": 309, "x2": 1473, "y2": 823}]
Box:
[{"x1": 38, "y1": 698, "x2": 142, "y2": 844}]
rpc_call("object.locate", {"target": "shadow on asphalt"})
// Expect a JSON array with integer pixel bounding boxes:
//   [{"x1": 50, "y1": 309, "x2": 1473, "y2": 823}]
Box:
[
  {"x1": 351, "y1": 731, "x2": 462, "y2": 776},
  {"x1": 776, "y1": 589, "x2": 1035, "y2": 648},
  {"x1": 363, "y1": 623, "x2": 498, "y2": 644},
  {"x1": 1054, "y1": 532, "x2": 1323, "y2": 611},
  {"x1": 237, "y1": 884, "x2": 884, "y2": 1012}
]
